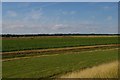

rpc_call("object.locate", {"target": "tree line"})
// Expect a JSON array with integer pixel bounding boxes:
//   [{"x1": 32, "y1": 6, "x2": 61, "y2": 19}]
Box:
[{"x1": 1, "y1": 34, "x2": 119, "y2": 37}]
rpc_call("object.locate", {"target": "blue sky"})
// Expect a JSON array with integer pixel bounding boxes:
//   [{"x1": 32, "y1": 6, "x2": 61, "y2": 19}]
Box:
[
  {"x1": 2, "y1": 2, "x2": 118, "y2": 34},
  {"x1": 2, "y1": 0, "x2": 120, "y2": 2}
]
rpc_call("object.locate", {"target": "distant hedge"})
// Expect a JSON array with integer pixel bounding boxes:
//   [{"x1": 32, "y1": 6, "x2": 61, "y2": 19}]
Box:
[{"x1": 1, "y1": 34, "x2": 119, "y2": 37}]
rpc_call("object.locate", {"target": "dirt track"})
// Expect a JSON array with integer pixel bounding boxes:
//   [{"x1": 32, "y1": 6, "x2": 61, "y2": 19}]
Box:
[
  {"x1": 2, "y1": 54, "x2": 59, "y2": 62},
  {"x1": 2, "y1": 44, "x2": 120, "y2": 55},
  {"x1": 2, "y1": 48, "x2": 118, "y2": 62}
]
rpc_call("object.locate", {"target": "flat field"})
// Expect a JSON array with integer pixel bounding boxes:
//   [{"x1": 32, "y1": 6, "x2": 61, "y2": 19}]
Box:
[
  {"x1": 2, "y1": 36, "x2": 119, "y2": 78},
  {"x1": 2, "y1": 36, "x2": 118, "y2": 52}
]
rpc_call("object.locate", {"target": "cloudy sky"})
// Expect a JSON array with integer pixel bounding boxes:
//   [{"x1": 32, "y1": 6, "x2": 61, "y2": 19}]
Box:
[{"x1": 2, "y1": 2, "x2": 118, "y2": 34}]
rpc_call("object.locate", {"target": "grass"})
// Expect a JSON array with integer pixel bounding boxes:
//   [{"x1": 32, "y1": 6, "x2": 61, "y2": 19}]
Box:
[
  {"x1": 2, "y1": 45, "x2": 118, "y2": 59},
  {"x1": 2, "y1": 48, "x2": 118, "y2": 78},
  {"x1": 60, "y1": 61, "x2": 118, "y2": 78},
  {"x1": 2, "y1": 36, "x2": 118, "y2": 52}
]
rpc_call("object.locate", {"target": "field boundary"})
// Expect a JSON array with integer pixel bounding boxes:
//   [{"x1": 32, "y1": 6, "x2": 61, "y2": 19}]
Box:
[
  {"x1": 2, "y1": 48, "x2": 118, "y2": 62},
  {"x1": 2, "y1": 44, "x2": 119, "y2": 55}
]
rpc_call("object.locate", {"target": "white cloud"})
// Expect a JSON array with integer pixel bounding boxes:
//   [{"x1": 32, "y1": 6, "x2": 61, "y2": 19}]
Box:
[
  {"x1": 7, "y1": 10, "x2": 17, "y2": 17},
  {"x1": 40, "y1": 3, "x2": 58, "y2": 8},
  {"x1": 91, "y1": 16, "x2": 95, "y2": 19},
  {"x1": 62, "y1": 11, "x2": 68, "y2": 15},
  {"x1": 9, "y1": 24, "x2": 25, "y2": 29},
  {"x1": 3, "y1": 21, "x2": 25, "y2": 29},
  {"x1": 62, "y1": 11, "x2": 76, "y2": 15},
  {"x1": 24, "y1": 9, "x2": 42, "y2": 20},
  {"x1": 107, "y1": 16, "x2": 112, "y2": 21},
  {"x1": 52, "y1": 24, "x2": 68, "y2": 30},
  {"x1": 31, "y1": 10, "x2": 42, "y2": 20},
  {"x1": 103, "y1": 6, "x2": 110, "y2": 10},
  {"x1": 70, "y1": 11, "x2": 76, "y2": 15}
]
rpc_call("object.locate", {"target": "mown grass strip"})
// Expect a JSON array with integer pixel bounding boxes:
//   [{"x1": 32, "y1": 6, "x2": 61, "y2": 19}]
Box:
[{"x1": 3, "y1": 48, "x2": 118, "y2": 78}]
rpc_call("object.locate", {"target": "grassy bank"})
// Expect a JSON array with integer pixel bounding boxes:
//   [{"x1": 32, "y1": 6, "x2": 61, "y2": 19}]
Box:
[
  {"x1": 3, "y1": 48, "x2": 118, "y2": 78},
  {"x1": 60, "y1": 61, "x2": 118, "y2": 78}
]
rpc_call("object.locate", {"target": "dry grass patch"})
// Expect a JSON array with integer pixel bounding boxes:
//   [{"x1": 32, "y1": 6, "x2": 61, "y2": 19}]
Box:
[{"x1": 60, "y1": 61, "x2": 118, "y2": 78}]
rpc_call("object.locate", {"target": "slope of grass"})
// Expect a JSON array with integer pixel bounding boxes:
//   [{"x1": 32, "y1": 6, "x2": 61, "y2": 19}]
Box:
[
  {"x1": 3, "y1": 48, "x2": 118, "y2": 78},
  {"x1": 2, "y1": 36, "x2": 118, "y2": 52},
  {"x1": 60, "y1": 61, "x2": 118, "y2": 78}
]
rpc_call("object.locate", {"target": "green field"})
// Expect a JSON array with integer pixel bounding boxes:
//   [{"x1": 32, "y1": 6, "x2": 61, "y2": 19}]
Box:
[
  {"x1": 2, "y1": 36, "x2": 119, "y2": 78},
  {"x1": 3, "y1": 48, "x2": 118, "y2": 78},
  {"x1": 2, "y1": 36, "x2": 118, "y2": 52}
]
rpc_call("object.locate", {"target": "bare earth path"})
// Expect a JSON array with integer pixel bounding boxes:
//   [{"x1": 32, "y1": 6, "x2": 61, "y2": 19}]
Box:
[{"x1": 2, "y1": 54, "x2": 59, "y2": 62}]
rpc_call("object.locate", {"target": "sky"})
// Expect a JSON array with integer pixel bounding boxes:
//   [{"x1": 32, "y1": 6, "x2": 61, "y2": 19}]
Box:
[
  {"x1": 2, "y1": 0, "x2": 120, "y2": 2},
  {"x1": 2, "y1": 2, "x2": 118, "y2": 34}
]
